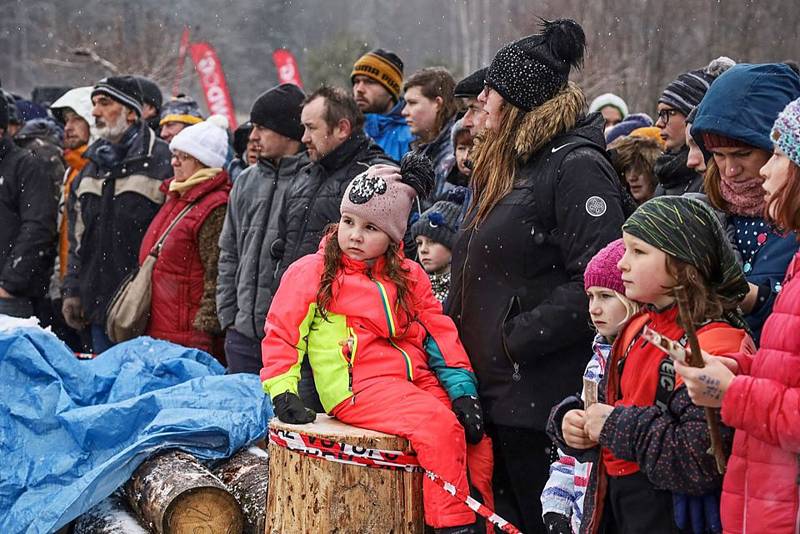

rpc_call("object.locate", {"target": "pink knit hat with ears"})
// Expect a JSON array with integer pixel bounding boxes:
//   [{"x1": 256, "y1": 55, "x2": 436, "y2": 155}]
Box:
[
  {"x1": 584, "y1": 238, "x2": 626, "y2": 294},
  {"x1": 340, "y1": 153, "x2": 435, "y2": 243}
]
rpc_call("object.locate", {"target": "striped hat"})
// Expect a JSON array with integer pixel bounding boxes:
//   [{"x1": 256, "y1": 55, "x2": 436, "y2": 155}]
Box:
[
  {"x1": 351, "y1": 49, "x2": 404, "y2": 102},
  {"x1": 91, "y1": 76, "x2": 143, "y2": 117},
  {"x1": 659, "y1": 56, "x2": 735, "y2": 116},
  {"x1": 160, "y1": 94, "x2": 204, "y2": 126}
]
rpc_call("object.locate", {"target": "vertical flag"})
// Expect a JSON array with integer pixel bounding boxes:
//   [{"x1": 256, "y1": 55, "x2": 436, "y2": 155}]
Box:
[
  {"x1": 171, "y1": 26, "x2": 191, "y2": 97},
  {"x1": 189, "y1": 42, "x2": 237, "y2": 129},
  {"x1": 272, "y1": 49, "x2": 304, "y2": 88}
]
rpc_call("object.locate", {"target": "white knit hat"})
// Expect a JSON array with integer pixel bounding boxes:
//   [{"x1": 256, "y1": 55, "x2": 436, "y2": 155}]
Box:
[{"x1": 169, "y1": 114, "x2": 229, "y2": 168}]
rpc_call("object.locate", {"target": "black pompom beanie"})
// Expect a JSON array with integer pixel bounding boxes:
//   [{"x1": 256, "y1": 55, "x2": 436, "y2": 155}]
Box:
[{"x1": 485, "y1": 18, "x2": 586, "y2": 111}]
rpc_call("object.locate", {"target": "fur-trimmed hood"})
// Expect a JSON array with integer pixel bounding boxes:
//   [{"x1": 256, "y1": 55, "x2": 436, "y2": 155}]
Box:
[{"x1": 514, "y1": 81, "x2": 588, "y2": 161}]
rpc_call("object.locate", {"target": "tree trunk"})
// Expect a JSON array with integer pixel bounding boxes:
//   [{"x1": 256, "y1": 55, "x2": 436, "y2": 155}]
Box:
[
  {"x1": 73, "y1": 493, "x2": 149, "y2": 534},
  {"x1": 266, "y1": 415, "x2": 424, "y2": 534},
  {"x1": 211, "y1": 447, "x2": 269, "y2": 534},
  {"x1": 123, "y1": 450, "x2": 244, "y2": 534}
]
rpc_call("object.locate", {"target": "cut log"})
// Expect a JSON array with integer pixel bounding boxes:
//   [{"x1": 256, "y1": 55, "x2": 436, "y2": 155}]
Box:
[
  {"x1": 73, "y1": 493, "x2": 149, "y2": 534},
  {"x1": 123, "y1": 449, "x2": 244, "y2": 534},
  {"x1": 212, "y1": 447, "x2": 269, "y2": 534},
  {"x1": 266, "y1": 415, "x2": 424, "y2": 534}
]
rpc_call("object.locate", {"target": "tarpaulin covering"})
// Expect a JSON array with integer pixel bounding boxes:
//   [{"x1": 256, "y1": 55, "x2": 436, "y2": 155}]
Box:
[{"x1": 0, "y1": 328, "x2": 271, "y2": 533}]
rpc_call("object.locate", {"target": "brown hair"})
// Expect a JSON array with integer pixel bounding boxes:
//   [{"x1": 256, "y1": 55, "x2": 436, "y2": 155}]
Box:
[
  {"x1": 316, "y1": 225, "x2": 417, "y2": 331},
  {"x1": 465, "y1": 102, "x2": 527, "y2": 227},
  {"x1": 304, "y1": 85, "x2": 364, "y2": 133},
  {"x1": 703, "y1": 158, "x2": 728, "y2": 212},
  {"x1": 765, "y1": 161, "x2": 800, "y2": 235},
  {"x1": 665, "y1": 256, "x2": 739, "y2": 326},
  {"x1": 404, "y1": 67, "x2": 457, "y2": 141},
  {"x1": 610, "y1": 135, "x2": 661, "y2": 180}
]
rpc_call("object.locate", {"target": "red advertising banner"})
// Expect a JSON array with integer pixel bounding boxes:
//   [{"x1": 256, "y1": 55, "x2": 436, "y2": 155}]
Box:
[
  {"x1": 171, "y1": 26, "x2": 191, "y2": 97},
  {"x1": 272, "y1": 48, "x2": 304, "y2": 89},
  {"x1": 189, "y1": 42, "x2": 237, "y2": 128}
]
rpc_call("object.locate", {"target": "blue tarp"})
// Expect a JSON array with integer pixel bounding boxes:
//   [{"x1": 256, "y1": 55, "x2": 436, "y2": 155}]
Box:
[{"x1": 0, "y1": 328, "x2": 272, "y2": 534}]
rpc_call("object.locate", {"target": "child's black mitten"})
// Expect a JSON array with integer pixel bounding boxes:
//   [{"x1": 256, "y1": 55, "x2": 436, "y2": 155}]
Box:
[
  {"x1": 543, "y1": 512, "x2": 572, "y2": 534},
  {"x1": 272, "y1": 392, "x2": 316, "y2": 424},
  {"x1": 452, "y1": 395, "x2": 484, "y2": 444}
]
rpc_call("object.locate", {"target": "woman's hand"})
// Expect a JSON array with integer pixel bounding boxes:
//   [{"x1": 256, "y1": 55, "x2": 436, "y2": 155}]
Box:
[
  {"x1": 674, "y1": 352, "x2": 735, "y2": 408},
  {"x1": 584, "y1": 403, "x2": 614, "y2": 442},
  {"x1": 562, "y1": 409, "x2": 597, "y2": 449}
]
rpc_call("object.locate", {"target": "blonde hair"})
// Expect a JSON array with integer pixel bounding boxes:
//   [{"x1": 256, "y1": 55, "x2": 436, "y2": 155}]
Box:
[{"x1": 588, "y1": 288, "x2": 640, "y2": 339}]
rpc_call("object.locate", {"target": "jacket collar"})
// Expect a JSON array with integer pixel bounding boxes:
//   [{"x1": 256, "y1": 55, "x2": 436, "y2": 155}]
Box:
[
  {"x1": 417, "y1": 116, "x2": 455, "y2": 155},
  {"x1": 513, "y1": 81, "x2": 586, "y2": 162},
  {"x1": 318, "y1": 131, "x2": 369, "y2": 172},
  {"x1": 64, "y1": 144, "x2": 89, "y2": 171},
  {"x1": 315, "y1": 234, "x2": 401, "y2": 275},
  {"x1": 162, "y1": 169, "x2": 231, "y2": 202}
]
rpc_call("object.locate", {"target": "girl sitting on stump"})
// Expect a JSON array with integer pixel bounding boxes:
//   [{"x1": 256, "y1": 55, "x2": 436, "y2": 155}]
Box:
[{"x1": 261, "y1": 154, "x2": 493, "y2": 534}]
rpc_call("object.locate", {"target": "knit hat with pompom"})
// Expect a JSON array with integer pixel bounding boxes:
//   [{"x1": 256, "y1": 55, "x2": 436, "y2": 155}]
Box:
[{"x1": 169, "y1": 114, "x2": 230, "y2": 168}]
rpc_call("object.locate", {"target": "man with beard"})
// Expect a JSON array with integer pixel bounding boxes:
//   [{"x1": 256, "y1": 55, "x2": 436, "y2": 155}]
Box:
[
  {"x1": 351, "y1": 49, "x2": 413, "y2": 162},
  {"x1": 62, "y1": 76, "x2": 171, "y2": 352}
]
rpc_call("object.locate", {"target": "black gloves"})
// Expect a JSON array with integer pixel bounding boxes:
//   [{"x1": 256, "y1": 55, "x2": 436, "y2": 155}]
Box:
[
  {"x1": 272, "y1": 392, "x2": 316, "y2": 424},
  {"x1": 452, "y1": 395, "x2": 484, "y2": 444},
  {"x1": 543, "y1": 513, "x2": 572, "y2": 534}
]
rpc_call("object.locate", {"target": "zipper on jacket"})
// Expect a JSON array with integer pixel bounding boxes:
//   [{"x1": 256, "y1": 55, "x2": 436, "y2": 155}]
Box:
[
  {"x1": 369, "y1": 271, "x2": 413, "y2": 381},
  {"x1": 340, "y1": 327, "x2": 358, "y2": 391},
  {"x1": 501, "y1": 296, "x2": 522, "y2": 382}
]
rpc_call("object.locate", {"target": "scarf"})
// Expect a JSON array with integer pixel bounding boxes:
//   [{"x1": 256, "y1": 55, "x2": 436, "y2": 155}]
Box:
[
  {"x1": 90, "y1": 125, "x2": 140, "y2": 170},
  {"x1": 59, "y1": 144, "x2": 89, "y2": 277},
  {"x1": 719, "y1": 174, "x2": 766, "y2": 217},
  {"x1": 169, "y1": 167, "x2": 221, "y2": 194},
  {"x1": 653, "y1": 145, "x2": 699, "y2": 191},
  {"x1": 622, "y1": 196, "x2": 749, "y2": 329},
  {"x1": 428, "y1": 270, "x2": 451, "y2": 303}
]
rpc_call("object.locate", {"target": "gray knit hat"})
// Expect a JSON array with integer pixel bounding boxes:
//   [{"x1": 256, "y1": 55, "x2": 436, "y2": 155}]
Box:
[{"x1": 410, "y1": 201, "x2": 461, "y2": 250}]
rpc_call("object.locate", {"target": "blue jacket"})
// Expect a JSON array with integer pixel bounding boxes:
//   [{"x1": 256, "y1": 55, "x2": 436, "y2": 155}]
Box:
[
  {"x1": 363, "y1": 99, "x2": 413, "y2": 163},
  {"x1": 692, "y1": 63, "x2": 800, "y2": 151},
  {"x1": 730, "y1": 215, "x2": 798, "y2": 344}
]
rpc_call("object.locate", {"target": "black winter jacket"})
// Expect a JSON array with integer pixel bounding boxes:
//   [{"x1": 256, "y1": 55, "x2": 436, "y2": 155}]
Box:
[
  {"x1": 273, "y1": 131, "x2": 391, "y2": 282},
  {"x1": 63, "y1": 124, "x2": 172, "y2": 323},
  {"x1": 446, "y1": 86, "x2": 627, "y2": 430},
  {"x1": 0, "y1": 137, "x2": 57, "y2": 298}
]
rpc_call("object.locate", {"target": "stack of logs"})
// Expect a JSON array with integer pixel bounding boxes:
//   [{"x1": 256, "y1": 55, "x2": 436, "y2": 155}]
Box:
[{"x1": 73, "y1": 447, "x2": 269, "y2": 534}]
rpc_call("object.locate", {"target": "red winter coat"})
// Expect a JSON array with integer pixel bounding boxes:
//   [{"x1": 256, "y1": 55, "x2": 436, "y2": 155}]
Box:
[
  {"x1": 138, "y1": 171, "x2": 230, "y2": 352},
  {"x1": 721, "y1": 251, "x2": 800, "y2": 533}
]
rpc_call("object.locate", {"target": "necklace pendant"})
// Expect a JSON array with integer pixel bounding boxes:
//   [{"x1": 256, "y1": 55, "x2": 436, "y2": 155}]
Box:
[{"x1": 511, "y1": 363, "x2": 521, "y2": 382}]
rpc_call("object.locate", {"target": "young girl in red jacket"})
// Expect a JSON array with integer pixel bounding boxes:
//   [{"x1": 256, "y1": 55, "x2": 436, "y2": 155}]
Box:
[
  {"x1": 677, "y1": 96, "x2": 800, "y2": 533},
  {"x1": 261, "y1": 154, "x2": 493, "y2": 534},
  {"x1": 551, "y1": 196, "x2": 755, "y2": 534}
]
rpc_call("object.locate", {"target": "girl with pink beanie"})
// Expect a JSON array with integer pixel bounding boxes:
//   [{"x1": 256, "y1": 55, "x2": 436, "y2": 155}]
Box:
[
  {"x1": 542, "y1": 239, "x2": 637, "y2": 534},
  {"x1": 261, "y1": 154, "x2": 494, "y2": 533}
]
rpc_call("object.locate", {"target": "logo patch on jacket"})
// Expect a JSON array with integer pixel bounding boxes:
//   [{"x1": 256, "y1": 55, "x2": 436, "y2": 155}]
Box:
[
  {"x1": 348, "y1": 172, "x2": 387, "y2": 204},
  {"x1": 585, "y1": 196, "x2": 607, "y2": 217}
]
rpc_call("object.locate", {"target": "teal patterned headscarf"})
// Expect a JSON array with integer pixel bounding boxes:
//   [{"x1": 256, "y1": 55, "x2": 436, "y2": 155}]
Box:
[{"x1": 622, "y1": 196, "x2": 749, "y2": 325}]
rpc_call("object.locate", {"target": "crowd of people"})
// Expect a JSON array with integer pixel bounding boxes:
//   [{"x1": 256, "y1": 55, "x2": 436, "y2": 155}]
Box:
[{"x1": 3, "y1": 15, "x2": 800, "y2": 534}]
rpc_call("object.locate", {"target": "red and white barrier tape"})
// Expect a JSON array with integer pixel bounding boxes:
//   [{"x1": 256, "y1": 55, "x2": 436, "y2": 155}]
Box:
[{"x1": 269, "y1": 428, "x2": 523, "y2": 534}]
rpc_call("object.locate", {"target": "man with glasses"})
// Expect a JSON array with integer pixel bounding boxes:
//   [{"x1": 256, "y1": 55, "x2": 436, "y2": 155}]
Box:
[
  {"x1": 653, "y1": 57, "x2": 735, "y2": 196},
  {"x1": 62, "y1": 76, "x2": 171, "y2": 352}
]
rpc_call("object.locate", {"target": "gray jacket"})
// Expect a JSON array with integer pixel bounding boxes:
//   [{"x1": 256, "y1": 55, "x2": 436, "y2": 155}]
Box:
[{"x1": 216, "y1": 152, "x2": 309, "y2": 340}]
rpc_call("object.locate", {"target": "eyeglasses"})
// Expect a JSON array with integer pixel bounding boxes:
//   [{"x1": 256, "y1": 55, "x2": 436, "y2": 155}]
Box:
[
  {"x1": 171, "y1": 151, "x2": 196, "y2": 164},
  {"x1": 656, "y1": 108, "x2": 680, "y2": 125}
]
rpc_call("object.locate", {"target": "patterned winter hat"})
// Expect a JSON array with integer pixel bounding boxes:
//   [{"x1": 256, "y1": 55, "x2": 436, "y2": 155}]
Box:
[
  {"x1": 659, "y1": 56, "x2": 736, "y2": 116},
  {"x1": 485, "y1": 18, "x2": 585, "y2": 112},
  {"x1": 584, "y1": 238, "x2": 626, "y2": 294},
  {"x1": 160, "y1": 94, "x2": 204, "y2": 126},
  {"x1": 410, "y1": 201, "x2": 461, "y2": 250},
  {"x1": 351, "y1": 49, "x2": 404, "y2": 102},
  {"x1": 340, "y1": 153, "x2": 434, "y2": 244},
  {"x1": 623, "y1": 196, "x2": 749, "y2": 312},
  {"x1": 771, "y1": 96, "x2": 800, "y2": 167}
]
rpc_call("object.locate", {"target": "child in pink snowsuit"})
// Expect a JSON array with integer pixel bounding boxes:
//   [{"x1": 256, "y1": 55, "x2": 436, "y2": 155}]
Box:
[{"x1": 261, "y1": 154, "x2": 493, "y2": 533}]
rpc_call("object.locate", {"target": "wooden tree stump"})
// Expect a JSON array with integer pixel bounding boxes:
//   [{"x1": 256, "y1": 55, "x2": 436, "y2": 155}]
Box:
[
  {"x1": 266, "y1": 415, "x2": 424, "y2": 534},
  {"x1": 212, "y1": 447, "x2": 269, "y2": 534},
  {"x1": 123, "y1": 449, "x2": 244, "y2": 534},
  {"x1": 73, "y1": 493, "x2": 149, "y2": 534}
]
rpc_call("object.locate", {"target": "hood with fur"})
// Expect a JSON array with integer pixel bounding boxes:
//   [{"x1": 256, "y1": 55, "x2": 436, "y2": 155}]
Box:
[{"x1": 514, "y1": 81, "x2": 587, "y2": 162}]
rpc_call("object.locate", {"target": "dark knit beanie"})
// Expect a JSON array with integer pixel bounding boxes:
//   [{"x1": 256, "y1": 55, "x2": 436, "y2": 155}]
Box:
[
  {"x1": 485, "y1": 18, "x2": 585, "y2": 112},
  {"x1": 0, "y1": 92, "x2": 7, "y2": 130},
  {"x1": 410, "y1": 200, "x2": 461, "y2": 250},
  {"x1": 133, "y1": 76, "x2": 163, "y2": 112},
  {"x1": 454, "y1": 67, "x2": 487, "y2": 98},
  {"x1": 250, "y1": 83, "x2": 305, "y2": 142},
  {"x1": 351, "y1": 49, "x2": 404, "y2": 102},
  {"x1": 659, "y1": 57, "x2": 736, "y2": 116},
  {"x1": 91, "y1": 76, "x2": 144, "y2": 117}
]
